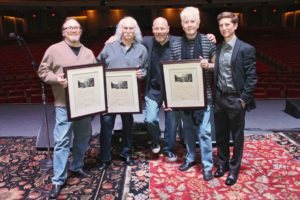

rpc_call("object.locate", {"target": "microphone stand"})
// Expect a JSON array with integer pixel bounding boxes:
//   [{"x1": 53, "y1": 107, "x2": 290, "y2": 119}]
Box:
[{"x1": 11, "y1": 34, "x2": 53, "y2": 172}]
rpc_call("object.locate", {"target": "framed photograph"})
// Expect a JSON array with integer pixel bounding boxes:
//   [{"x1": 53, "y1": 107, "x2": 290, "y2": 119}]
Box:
[
  {"x1": 105, "y1": 68, "x2": 141, "y2": 113},
  {"x1": 161, "y1": 59, "x2": 206, "y2": 109},
  {"x1": 64, "y1": 63, "x2": 107, "y2": 120}
]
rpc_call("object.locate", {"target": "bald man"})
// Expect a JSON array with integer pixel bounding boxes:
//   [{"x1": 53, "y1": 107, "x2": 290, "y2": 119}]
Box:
[
  {"x1": 104, "y1": 17, "x2": 216, "y2": 162},
  {"x1": 143, "y1": 17, "x2": 180, "y2": 162}
]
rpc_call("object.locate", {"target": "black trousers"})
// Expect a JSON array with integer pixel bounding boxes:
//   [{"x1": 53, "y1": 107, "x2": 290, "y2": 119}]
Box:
[
  {"x1": 214, "y1": 90, "x2": 246, "y2": 175},
  {"x1": 99, "y1": 114, "x2": 133, "y2": 162}
]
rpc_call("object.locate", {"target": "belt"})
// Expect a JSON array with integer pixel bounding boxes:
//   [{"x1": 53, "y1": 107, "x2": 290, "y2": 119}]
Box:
[{"x1": 217, "y1": 86, "x2": 238, "y2": 95}]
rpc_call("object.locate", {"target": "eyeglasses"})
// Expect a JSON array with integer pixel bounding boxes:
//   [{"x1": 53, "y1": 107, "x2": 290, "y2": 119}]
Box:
[{"x1": 63, "y1": 26, "x2": 81, "y2": 31}]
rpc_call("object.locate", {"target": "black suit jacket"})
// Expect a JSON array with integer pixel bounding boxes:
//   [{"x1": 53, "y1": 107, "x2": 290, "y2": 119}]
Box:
[{"x1": 214, "y1": 38, "x2": 257, "y2": 111}]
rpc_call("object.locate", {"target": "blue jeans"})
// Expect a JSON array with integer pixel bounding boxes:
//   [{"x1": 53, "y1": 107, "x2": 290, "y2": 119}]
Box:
[
  {"x1": 100, "y1": 114, "x2": 133, "y2": 162},
  {"x1": 144, "y1": 96, "x2": 161, "y2": 144},
  {"x1": 162, "y1": 110, "x2": 181, "y2": 154},
  {"x1": 183, "y1": 106, "x2": 213, "y2": 170},
  {"x1": 180, "y1": 110, "x2": 197, "y2": 162},
  {"x1": 52, "y1": 107, "x2": 91, "y2": 185},
  {"x1": 197, "y1": 105, "x2": 213, "y2": 171}
]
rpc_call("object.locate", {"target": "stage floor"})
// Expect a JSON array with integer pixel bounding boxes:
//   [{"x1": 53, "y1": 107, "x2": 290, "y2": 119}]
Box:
[{"x1": 0, "y1": 99, "x2": 299, "y2": 138}]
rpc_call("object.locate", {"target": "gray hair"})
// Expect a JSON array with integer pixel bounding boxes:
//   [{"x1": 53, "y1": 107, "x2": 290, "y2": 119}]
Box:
[
  {"x1": 180, "y1": 6, "x2": 200, "y2": 23},
  {"x1": 114, "y1": 16, "x2": 143, "y2": 43}
]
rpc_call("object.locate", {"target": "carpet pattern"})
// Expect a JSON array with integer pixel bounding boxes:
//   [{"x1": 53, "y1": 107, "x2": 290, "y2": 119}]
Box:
[
  {"x1": 0, "y1": 133, "x2": 299, "y2": 200},
  {"x1": 148, "y1": 134, "x2": 300, "y2": 200},
  {"x1": 0, "y1": 137, "x2": 127, "y2": 200}
]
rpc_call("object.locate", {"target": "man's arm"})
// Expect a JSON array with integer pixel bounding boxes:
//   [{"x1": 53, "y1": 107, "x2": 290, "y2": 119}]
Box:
[
  {"x1": 38, "y1": 48, "x2": 59, "y2": 85},
  {"x1": 136, "y1": 47, "x2": 148, "y2": 79},
  {"x1": 207, "y1": 33, "x2": 216, "y2": 44},
  {"x1": 199, "y1": 54, "x2": 215, "y2": 70},
  {"x1": 38, "y1": 47, "x2": 68, "y2": 88},
  {"x1": 240, "y1": 45, "x2": 257, "y2": 104}
]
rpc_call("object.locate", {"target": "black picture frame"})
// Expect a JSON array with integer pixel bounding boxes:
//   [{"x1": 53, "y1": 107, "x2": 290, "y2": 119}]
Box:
[{"x1": 64, "y1": 63, "x2": 107, "y2": 120}]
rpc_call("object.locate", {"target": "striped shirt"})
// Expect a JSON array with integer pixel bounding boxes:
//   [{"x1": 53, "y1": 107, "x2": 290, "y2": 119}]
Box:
[{"x1": 171, "y1": 34, "x2": 216, "y2": 103}]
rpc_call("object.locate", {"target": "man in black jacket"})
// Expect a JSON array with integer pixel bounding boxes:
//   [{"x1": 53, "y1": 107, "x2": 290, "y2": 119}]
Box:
[
  {"x1": 213, "y1": 12, "x2": 257, "y2": 186},
  {"x1": 143, "y1": 17, "x2": 180, "y2": 162}
]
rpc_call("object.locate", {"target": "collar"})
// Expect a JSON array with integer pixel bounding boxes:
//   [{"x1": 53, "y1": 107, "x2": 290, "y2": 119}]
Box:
[
  {"x1": 119, "y1": 39, "x2": 137, "y2": 49},
  {"x1": 154, "y1": 38, "x2": 170, "y2": 48},
  {"x1": 225, "y1": 35, "x2": 237, "y2": 49}
]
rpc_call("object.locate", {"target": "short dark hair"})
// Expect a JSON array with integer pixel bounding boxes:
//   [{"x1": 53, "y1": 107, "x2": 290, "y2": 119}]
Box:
[{"x1": 217, "y1": 12, "x2": 239, "y2": 24}]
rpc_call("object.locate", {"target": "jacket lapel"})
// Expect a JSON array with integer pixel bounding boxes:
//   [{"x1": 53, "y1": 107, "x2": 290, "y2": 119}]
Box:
[
  {"x1": 214, "y1": 44, "x2": 222, "y2": 83},
  {"x1": 231, "y1": 38, "x2": 241, "y2": 67}
]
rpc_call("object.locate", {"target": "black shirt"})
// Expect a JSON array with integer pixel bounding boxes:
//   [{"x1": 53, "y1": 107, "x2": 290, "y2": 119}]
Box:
[{"x1": 148, "y1": 40, "x2": 171, "y2": 103}]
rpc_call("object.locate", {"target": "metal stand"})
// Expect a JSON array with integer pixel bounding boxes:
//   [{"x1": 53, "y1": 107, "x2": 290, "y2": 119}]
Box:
[{"x1": 10, "y1": 33, "x2": 53, "y2": 172}]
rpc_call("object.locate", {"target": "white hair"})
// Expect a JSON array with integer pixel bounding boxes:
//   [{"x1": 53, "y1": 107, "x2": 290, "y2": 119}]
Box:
[
  {"x1": 114, "y1": 16, "x2": 143, "y2": 43},
  {"x1": 180, "y1": 6, "x2": 200, "y2": 23}
]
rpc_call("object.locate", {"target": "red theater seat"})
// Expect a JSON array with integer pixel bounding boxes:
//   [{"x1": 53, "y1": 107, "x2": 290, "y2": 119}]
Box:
[
  {"x1": 7, "y1": 95, "x2": 26, "y2": 103},
  {"x1": 266, "y1": 88, "x2": 283, "y2": 99},
  {"x1": 286, "y1": 89, "x2": 300, "y2": 98}
]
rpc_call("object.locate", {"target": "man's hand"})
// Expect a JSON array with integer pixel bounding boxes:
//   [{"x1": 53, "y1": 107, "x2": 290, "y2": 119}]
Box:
[
  {"x1": 57, "y1": 73, "x2": 68, "y2": 88},
  {"x1": 136, "y1": 68, "x2": 143, "y2": 79},
  {"x1": 207, "y1": 33, "x2": 216, "y2": 44},
  {"x1": 199, "y1": 56, "x2": 215, "y2": 70},
  {"x1": 162, "y1": 101, "x2": 172, "y2": 111},
  {"x1": 199, "y1": 56, "x2": 209, "y2": 69},
  {"x1": 239, "y1": 99, "x2": 246, "y2": 109},
  {"x1": 104, "y1": 36, "x2": 116, "y2": 45}
]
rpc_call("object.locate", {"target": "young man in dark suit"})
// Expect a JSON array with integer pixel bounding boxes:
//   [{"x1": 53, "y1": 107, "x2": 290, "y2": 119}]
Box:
[{"x1": 213, "y1": 12, "x2": 257, "y2": 186}]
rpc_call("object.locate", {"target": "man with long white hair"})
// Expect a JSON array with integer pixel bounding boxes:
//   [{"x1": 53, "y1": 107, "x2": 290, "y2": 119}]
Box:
[{"x1": 97, "y1": 16, "x2": 148, "y2": 170}]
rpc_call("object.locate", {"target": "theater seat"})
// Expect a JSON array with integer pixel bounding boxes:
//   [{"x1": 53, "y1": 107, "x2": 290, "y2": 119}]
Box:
[
  {"x1": 266, "y1": 88, "x2": 283, "y2": 98},
  {"x1": 30, "y1": 94, "x2": 43, "y2": 103},
  {"x1": 286, "y1": 89, "x2": 300, "y2": 98},
  {"x1": 7, "y1": 95, "x2": 26, "y2": 103},
  {"x1": 0, "y1": 97, "x2": 7, "y2": 103},
  {"x1": 254, "y1": 87, "x2": 266, "y2": 99}
]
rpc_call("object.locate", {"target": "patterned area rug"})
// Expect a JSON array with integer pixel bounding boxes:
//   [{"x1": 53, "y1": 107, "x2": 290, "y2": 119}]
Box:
[
  {"x1": 0, "y1": 133, "x2": 299, "y2": 199},
  {"x1": 0, "y1": 137, "x2": 127, "y2": 200},
  {"x1": 148, "y1": 134, "x2": 300, "y2": 200},
  {"x1": 281, "y1": 131, "x2": 300, "y2": 147}
]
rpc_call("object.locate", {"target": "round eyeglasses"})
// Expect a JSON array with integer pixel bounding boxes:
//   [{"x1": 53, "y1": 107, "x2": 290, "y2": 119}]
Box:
[{"x1": 63, "y1": 26, "x2": 81, "y2": 31}]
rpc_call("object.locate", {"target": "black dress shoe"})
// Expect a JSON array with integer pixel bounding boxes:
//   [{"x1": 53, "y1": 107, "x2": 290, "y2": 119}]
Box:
[
  {"x1": 203, "y1": 170, "x2": 213, "y2": 181},
  {"x1": 179, "y1": 161, "x2": 196, "y2": 171},
  {"x1": 225, "y1": 174, "x2": 238, "y2": 186},
  {"x1": 99, "y1": 162, "x2": 110, "y2": 171},
  {"x1": 70, "y1": 169, "x2": 92, "y2": 178},
  {"x1": 49, "y1": 184, "x2": 63, "y2": 199},
  {"x1": 123, "y1": 156, "x2": 134, "y2": 166},
  {"x1": 214, "y1": 166, "x2": 229, "y2": 177}
]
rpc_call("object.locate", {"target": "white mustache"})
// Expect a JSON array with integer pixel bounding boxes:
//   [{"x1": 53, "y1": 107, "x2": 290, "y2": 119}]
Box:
[{"x1": 124, "y1": 32, "x2": 134, "y2": 37}]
